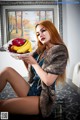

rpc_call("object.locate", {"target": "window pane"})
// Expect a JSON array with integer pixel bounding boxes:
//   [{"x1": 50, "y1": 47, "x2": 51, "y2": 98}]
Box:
[
  {"x1": 8, "y1": 11, "x2": 16, "y2": 39},
  {"x1": 40, "y1": 11, "x2": 46, "y2": 21},
  {"x1": 22, "y1": 11, "x2": 39, "y2": 43},
  {"x1": 46, "y1": 11, "x2": 53, "y2": 22}
]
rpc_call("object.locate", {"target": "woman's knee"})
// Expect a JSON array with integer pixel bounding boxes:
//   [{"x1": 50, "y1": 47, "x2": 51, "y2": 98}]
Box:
[
  {"x1": 4, "y1": 67, "x2": 14, "y2": 74},
  {"x1": 4, "y1": 67, "x2": 13, "y2": 71},
  {"x1": 1, "y1": 67, "x2": 15, "y2": 78}
]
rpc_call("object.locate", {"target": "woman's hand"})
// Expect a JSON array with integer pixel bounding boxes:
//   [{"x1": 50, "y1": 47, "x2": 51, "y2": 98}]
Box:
[{"x1": 19, "y1": 55, "x2": 38, "y2": 65}]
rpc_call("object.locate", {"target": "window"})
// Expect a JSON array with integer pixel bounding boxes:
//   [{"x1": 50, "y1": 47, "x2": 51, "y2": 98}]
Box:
[
  {"x1": 1, "y1": 5, "x2": 59, "y2": 47},
  {"x1": 7, "y1": 10, "x2": 54, "y2": 42}
]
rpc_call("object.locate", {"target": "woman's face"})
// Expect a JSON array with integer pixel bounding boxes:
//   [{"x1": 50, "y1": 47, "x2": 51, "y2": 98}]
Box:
[{"x1": 36, "y1": 25, "x2": 51, "y2": 45}]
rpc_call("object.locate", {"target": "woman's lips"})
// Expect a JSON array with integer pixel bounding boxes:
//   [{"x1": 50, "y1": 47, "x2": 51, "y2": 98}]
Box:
[{"x1": 41, "y1": 38, "x2": 45, "y2": 41}]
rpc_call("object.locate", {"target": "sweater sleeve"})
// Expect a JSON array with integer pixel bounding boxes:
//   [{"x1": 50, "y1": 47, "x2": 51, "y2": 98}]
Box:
[{"x1": 42, "y1": 44, "x2": 68, "y2": 75}]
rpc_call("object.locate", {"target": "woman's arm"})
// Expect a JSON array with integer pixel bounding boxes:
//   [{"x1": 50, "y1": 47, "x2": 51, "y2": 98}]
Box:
[
  {"x1": 20, "y1": 55, "x2": 58, "y2": 86},
  {"x1": 32, "y1": 63, "x2": 58, "y2": 86}
]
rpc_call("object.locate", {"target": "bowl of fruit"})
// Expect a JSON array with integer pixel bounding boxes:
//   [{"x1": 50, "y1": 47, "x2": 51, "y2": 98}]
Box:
[{"x1": 5, "y1": 38, "x2": 37, "y2": 59}]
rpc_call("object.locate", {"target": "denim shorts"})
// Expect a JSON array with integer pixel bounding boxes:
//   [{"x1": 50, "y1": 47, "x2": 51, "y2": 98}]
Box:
[{"x1": 27, "y1": 85, "x2": 42, "y2": 96}]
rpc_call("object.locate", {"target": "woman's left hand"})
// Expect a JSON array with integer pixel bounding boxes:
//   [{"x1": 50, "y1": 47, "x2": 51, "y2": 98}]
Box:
[{"x1": 19, "y1": 55, "x2": 37, "y2": 65}]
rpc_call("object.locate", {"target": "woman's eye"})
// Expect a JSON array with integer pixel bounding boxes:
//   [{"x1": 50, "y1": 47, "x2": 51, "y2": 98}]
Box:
[
  {"x1": 37, "y1": 34, "x2": 40, "y2": 37},
  {"x1": 36, "y1": 29, "x2": 46, "y2": 37},
  {"x1": 42, "y1": 29, "x2": 46, "y2": 32}
]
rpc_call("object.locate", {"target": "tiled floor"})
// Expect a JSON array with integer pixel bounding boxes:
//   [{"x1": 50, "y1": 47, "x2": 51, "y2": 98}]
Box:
[{"x1": 0, "y1": 82, "x2": 80, "y2": 120}]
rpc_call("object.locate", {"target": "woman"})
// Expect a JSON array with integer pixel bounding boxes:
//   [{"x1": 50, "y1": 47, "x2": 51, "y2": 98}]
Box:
[{"x1": 0, "y1": 20, "x2": 68, "y2": 117}]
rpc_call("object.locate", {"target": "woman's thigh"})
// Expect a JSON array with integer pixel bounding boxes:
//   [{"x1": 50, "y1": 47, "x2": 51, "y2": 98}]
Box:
[
  {"x1": 0, "y1": 67, "x2": 30, "y2": 97},
  {"x1": 0, "y1": 96, "x2": 40, "y2": 114}
]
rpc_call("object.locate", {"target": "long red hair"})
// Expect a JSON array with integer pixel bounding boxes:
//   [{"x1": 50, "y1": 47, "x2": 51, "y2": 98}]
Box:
[{"x1": 35, "y1": 20, "x2": 69, "y2": 84}]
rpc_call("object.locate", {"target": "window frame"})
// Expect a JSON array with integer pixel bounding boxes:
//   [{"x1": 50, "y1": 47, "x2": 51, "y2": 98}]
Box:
[{"x1": 1, "y1": 5, "x2": 59, "y2": 45}]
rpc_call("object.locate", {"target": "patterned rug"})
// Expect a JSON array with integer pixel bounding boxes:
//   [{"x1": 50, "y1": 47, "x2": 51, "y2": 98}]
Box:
[
  {"x1": 55, "y1": 83, "x2": 80, "y2": 120},
  {"x1": 0, "y1": 82, "x2": 80, "y2": 120}
]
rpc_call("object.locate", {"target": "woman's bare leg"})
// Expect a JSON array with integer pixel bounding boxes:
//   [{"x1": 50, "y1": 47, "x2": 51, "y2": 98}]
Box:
[
  {"x1": 0, "y1": 67, "x2": 40, "y2": 115},
  {"x1": 0, "y1": 96, "x2": 40, "y2": 115},
  {"x1": 0, "y1": 67, "x2": 30, "y2": 97}
]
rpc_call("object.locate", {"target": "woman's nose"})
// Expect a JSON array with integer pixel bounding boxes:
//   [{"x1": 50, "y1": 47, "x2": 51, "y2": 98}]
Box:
[{"x1": 40, "y1": 32, "x2": 43, "y2": 38}]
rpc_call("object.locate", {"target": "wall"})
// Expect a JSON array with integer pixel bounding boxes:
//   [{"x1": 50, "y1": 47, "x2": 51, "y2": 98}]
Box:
[
  {"x1": 0, "y1": 51, "x2": 28, "y2": 77},
  {"x1": 62, "y1": 0, "x2": 80, "y2": 86}
]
